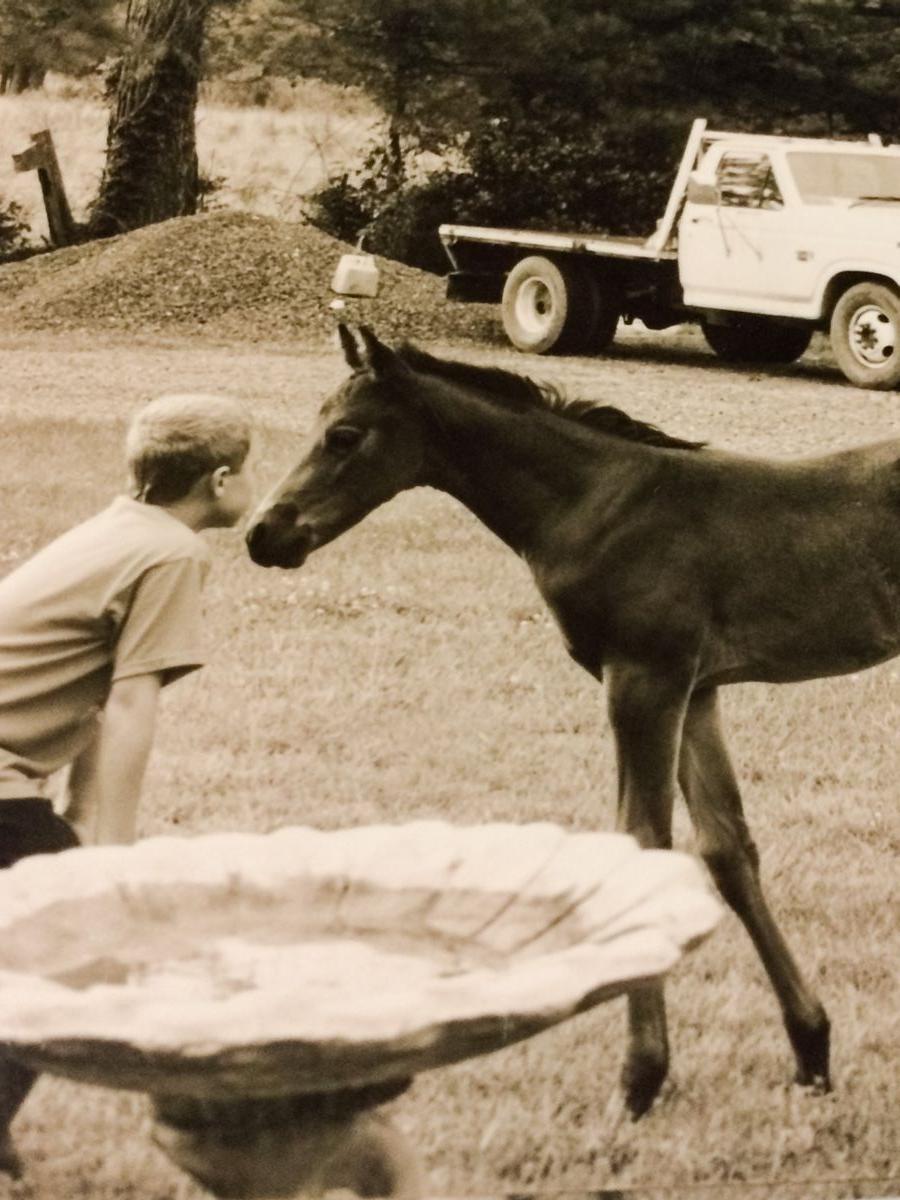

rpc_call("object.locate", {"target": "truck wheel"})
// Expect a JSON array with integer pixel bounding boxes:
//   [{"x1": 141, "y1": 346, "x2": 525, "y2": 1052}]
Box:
[
  {"x1": 830, "y1": 282, "x2": 900, "y2": 389},
  {"x1": 501, "y1": 256, "x2": 609, "y2": 355},
  {"x1": 702, "y1": 318, "x2": 812, "y2": 364}
]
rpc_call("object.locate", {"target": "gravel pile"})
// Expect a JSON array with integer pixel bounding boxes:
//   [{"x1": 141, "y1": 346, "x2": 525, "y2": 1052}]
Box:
[{"x1": 0, "y1": 211, "x2": 502, "y2": 347}]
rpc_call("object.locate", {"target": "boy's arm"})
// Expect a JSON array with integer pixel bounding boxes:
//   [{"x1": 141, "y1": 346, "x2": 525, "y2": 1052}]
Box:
[
  {"x1": 64, "y1": 553, "x2": 208, "y2": 843},
  {"x1": 63, "y1": 672, "x2": 163, "y2": 845}
]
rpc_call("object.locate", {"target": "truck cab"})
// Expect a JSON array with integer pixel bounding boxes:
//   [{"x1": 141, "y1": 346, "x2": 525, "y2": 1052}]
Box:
[{"x1": 679, "y1": 136, "x2": 900, "y2": 320}]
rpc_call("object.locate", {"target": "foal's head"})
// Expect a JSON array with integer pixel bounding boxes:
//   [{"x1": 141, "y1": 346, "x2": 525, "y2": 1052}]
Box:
[{"x1": 246, "y1": 326, "x2": 427, "y2": 569}]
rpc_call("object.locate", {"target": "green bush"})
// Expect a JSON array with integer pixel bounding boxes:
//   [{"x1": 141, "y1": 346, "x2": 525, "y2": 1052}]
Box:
[
  {"x1": 304, "y1": 171, "x2": 374, "y2": 254},
  {"x1": 306, "y1": 161, "x2": 477, "y2": 274},
  {"x1": 459, "y1": 112, "x2": 684, "y2": 236},
  {"x1": 0, "y1": 197, "x2": 32, "y2": 261},
  {"x1": 305, "y1": 113, "x2": 688, "y2": 274}
]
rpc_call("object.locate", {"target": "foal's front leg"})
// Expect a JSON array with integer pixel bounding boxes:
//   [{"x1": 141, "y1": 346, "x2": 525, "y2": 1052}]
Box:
[{"x1": 605, "y1": 660, "x2": 692, "y2": 1118}]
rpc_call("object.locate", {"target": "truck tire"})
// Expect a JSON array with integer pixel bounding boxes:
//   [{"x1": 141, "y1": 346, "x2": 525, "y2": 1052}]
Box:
[
  {"x1": 702, "y1": 317, "x2": 812, "y2": 364},
  {"x1": 829, "y1": 282, "x2": 900, "y2": 389},
  {"x1": 501, "y1": 256, "x2": 613, "y2": 355}
]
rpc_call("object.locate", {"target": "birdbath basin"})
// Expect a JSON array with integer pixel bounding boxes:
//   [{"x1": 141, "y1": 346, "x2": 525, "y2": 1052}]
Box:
[{"x1": 0, "y1": 821, "x2": 720, "y2": 1197}]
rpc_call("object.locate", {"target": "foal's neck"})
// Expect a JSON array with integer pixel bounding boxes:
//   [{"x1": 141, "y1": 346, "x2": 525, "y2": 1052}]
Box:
[{"x1": 421, "y1": 394, "x2": 654, "y2": 556}]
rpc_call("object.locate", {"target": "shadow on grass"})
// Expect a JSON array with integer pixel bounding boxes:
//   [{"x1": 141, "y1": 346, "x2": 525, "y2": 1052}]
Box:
[{"x1": 601, "y1": 338, "x2": 843, "y2": 389}]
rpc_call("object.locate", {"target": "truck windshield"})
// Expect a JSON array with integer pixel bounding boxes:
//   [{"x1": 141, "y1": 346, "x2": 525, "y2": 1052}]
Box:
[{"x1": 787, "y1": 151, "x2": 900, "y2": 203}]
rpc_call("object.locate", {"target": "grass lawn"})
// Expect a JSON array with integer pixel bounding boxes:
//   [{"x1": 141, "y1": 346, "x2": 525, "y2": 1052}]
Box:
[{"x1": 0, "y1": 329, "x2": 896, "y2": 1200}]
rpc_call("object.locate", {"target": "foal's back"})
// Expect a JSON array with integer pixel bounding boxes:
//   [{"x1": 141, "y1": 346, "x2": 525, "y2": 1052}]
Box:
[
  {"x1": 545, "y1": 435, "x2": 900, "y2": 688},
  {"x1": 671, "y1": 438, "x2": 900, "y2": 685}
]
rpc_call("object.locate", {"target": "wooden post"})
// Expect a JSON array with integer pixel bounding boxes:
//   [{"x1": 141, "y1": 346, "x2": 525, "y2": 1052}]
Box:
[{"x1": 11, "y1": 130, "x2": 77, "y2": 246}]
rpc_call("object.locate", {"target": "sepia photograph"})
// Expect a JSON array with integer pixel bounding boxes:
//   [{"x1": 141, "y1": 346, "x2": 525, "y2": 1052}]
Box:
[{"x1": 0, "y1": 2, "x2": 897, "y2": 1199}]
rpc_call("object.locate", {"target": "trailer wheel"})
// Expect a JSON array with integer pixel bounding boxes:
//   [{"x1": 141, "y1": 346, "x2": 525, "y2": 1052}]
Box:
[
  {"x1": 829, "y1": 282, "x2": 900, "y2": 389},
  {"x1": 701, "y1": 317, "x2": 812, "y2": 364},
  {"x1": 501, "y1": 256, "x2": 609, "y2": 354}
]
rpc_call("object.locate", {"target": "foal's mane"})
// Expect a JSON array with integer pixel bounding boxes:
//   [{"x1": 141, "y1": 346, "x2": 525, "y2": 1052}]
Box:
[{"x1": 397, "y1": 344, "x2": 704, "y2": 451}]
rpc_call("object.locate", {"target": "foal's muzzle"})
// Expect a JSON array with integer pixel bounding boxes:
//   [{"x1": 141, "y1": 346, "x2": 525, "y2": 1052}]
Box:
[{"x1": 245, "y1": 509, "x2": 314, "y2": 569}]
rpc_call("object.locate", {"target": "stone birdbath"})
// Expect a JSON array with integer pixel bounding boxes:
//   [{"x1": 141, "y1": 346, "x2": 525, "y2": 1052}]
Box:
[{"x1": 0, "y1": 821, "x2": 721, "y2": 1198}]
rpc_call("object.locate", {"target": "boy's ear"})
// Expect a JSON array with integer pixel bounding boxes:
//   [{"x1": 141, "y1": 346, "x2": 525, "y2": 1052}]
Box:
[{"x1": 210, "y1": 465, "x2": 231, "y2": 496}]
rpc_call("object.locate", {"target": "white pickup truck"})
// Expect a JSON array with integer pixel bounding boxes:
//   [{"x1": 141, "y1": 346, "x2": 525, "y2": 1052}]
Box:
[{"x1": 438, "y1": 119, "x2": 900, "y2": 389}]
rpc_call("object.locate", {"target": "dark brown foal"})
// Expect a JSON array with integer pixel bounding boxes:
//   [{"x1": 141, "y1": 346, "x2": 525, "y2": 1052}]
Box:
[{"x1": 247, "y1": 325, "x2": 898, "y2": 1116}]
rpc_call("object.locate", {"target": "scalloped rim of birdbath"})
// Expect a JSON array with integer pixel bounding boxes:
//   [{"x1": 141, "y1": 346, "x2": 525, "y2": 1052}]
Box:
[{"x1": 0, "y1": 821, "x2": 720, "y2": 1096}]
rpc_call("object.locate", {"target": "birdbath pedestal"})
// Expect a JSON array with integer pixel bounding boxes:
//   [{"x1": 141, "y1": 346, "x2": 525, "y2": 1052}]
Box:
[{"x1": 150, "y1": 1082, "x2": 422, "y2": 1199}]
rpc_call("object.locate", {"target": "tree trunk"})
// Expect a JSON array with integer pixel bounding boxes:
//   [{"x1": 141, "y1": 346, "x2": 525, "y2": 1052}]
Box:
[
  {"x1": 88, "y1": 0, "x2": 211, "y2": 238},
  {"x1": 0, "y1": 61, "x2": 46, "y2": 94},
  {"x1": 386, "y1": 116, "x2": 405, "y2": 189}
]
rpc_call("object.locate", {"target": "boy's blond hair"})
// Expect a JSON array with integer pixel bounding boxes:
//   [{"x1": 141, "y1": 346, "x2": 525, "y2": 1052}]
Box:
[{"x1": 126, "y1": 394, "x2": 253, "y2": 505}]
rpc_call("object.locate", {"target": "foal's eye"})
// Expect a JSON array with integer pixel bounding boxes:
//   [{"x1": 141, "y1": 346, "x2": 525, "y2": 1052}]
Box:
[{"x1": 324, "y1": 425, "x2": 364, "y2": 453}]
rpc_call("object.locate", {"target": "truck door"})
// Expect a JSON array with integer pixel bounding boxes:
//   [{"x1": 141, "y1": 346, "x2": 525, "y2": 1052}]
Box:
[{"x1": 679, "y1": 150, "x2": 816, "y2": 314}]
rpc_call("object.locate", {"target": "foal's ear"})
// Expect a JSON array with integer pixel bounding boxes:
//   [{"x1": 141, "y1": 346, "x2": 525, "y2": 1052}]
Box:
[
  {"x1": 338, "y1": 324, "x2": 397, "y2": 376},
  {"x1": 337, "y1": 323, "x2": 364, "y2": 370}
]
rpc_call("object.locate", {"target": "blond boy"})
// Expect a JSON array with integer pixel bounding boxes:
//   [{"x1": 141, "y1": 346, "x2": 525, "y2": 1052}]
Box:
[{"x1": 0, "y1": 393, "x2": 255, "y2": 1176}]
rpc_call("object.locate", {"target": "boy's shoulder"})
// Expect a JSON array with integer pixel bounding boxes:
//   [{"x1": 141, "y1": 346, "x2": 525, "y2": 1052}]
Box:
[
  {"x1": 99, "y1": 495, "x2": 208, "y2": 557},
  {"x1": 0, "y1": 497, "x2": 209, "y2": 609},
  {"x1": 58, "y1": 496, "x2": 209, "y2": 569}
]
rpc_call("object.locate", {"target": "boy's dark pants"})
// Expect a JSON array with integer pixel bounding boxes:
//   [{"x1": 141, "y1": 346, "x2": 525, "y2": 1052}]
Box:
[{"x1": 0, "y1": 800, "x2": 80, "y2": 1167}]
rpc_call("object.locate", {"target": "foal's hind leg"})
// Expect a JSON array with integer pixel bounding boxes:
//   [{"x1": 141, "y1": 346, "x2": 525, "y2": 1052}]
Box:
[
  {"x1": 606, "y1": 662, "x2": 689, "y2": 1118},
  {"x1": 678, "y1": 687, "x2": 831, "y2": 1091}
]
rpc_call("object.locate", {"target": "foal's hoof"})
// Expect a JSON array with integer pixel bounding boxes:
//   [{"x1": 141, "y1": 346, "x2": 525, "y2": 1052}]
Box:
[
  {"x1": 621, "y1": 1057, "x2": 667, "y2": 1121},
  {"x1": 794, "y1": 1068, "x2": 832, "y2": 1096},
  {"x1": 788, "y1": 1010, "x2": 831, "y2": 1095}
]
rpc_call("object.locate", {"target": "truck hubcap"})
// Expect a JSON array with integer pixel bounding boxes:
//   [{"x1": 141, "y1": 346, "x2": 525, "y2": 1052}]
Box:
[
  {"x1": 847, "y1": 303, "x2": 896, "y2": 369},
  {"x1": 516, "y1": 278, "x2": 555, "y2": 335}
]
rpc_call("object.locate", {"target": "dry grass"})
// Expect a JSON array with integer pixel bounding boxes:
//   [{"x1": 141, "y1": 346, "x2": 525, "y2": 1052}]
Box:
[
  {"x1": 0, "y1": 80, "x2": 379, "y2": 243},
  {"x1": 0, "y1": 327, "x2": 897, "y2": 1200}
]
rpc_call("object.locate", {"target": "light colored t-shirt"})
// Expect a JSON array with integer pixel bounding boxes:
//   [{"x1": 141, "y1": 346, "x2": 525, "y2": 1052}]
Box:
[{"x1": 0, "y1": 496, "x2": 211, "y2": 800}]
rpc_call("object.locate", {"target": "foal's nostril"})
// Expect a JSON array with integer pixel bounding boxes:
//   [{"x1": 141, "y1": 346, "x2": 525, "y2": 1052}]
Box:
[
  {"x1": 245, "y1": 521, "x2": 268, "y2": 559},
  {"x1": 271, "y1": 500, "x2": 301, "y2": 525},
  {"x1": 245, "y1": 502, "x2": 300, "y2": 562}
]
